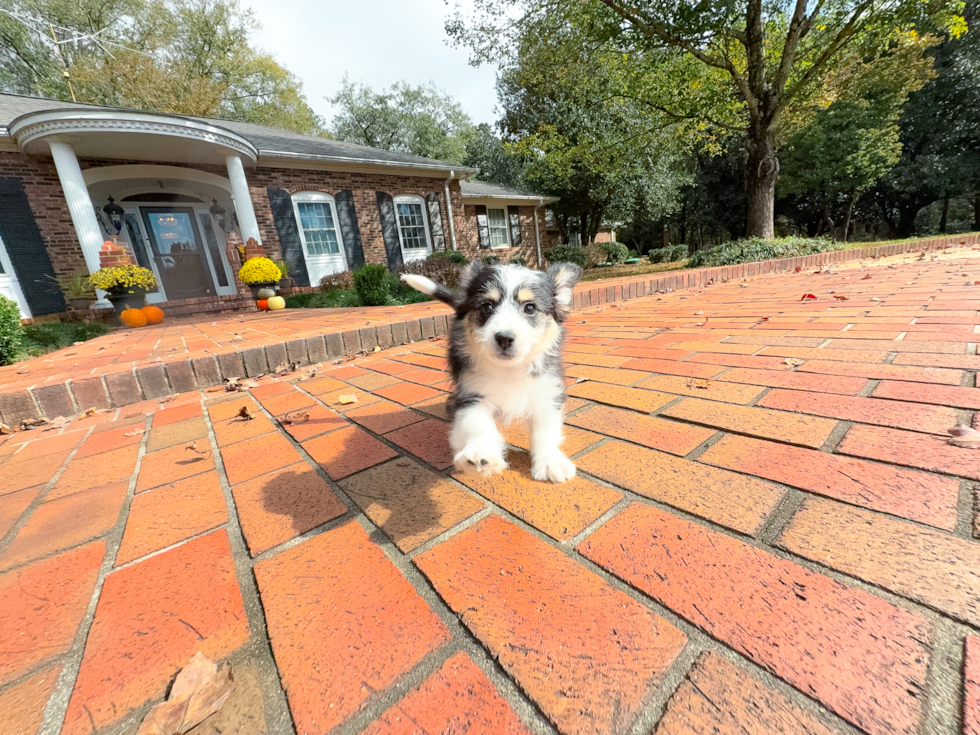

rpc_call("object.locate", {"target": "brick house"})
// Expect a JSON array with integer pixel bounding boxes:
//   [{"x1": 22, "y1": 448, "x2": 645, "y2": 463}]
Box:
[{"x1": 0, "y1": 93, "x2": 557, "y2": 320}]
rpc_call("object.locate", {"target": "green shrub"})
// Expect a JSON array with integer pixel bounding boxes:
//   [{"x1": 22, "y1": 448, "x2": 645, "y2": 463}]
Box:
[
  {"x1": 509, "y1": 256, "x2": 528, "y2": 267},
  {"x1": 353, "y1": 264, "x2": 392, "y2": 306},
  {"x1": 319, "y1": 270, "x2": 354, "y2": 292},
  {"x1": 603, "y1": 242, "x2": 629, "y2": 264},
  {"x1": 0, "y1": 296, "x2": 23, "y2": 366},
  {"x1": 481, "y1": 254, "x2": 501, "y2": 265},
  {"x1": 20, "y1": 322, "x2": 111, "y2": 354},
  {"x1": 428, "y1": 250, "x2": 469, "y2": 265},
  {"x1": 687, "y1": 237, "x2": 834, "y2": 269},
  {"x1": 544, "y1": 245, "x2": 588, "y2": 268},
  {"x1": 647, "y1": 244, "x2": 689, "y2": 263},
  {"x1": 284, "y1": 293, "x2": 316, "y2": 308}
]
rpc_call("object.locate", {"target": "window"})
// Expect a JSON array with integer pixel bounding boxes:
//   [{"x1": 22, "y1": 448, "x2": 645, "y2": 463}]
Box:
[
  {"x1": 487, "y1": 208, "x2": 510, "y2": 247},
  {"x1": 292, "y1": 192, "x2": 345, "y2": 261},
  {"x1": 394, "y1": 195, "x2": 431, "y2": 254}
]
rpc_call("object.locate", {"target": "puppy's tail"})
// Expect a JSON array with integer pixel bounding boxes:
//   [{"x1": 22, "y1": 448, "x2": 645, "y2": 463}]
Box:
[{"x1": 400, "y1": 274, "x2": 456, "y2": 307}]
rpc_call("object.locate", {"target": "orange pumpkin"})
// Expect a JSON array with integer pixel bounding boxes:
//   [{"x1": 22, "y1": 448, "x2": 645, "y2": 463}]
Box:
[
  {"x1": 141, "y1": 305, "x2": 165, "y2": 325},
  {"x1": 257, "y1": 299, "x2": 270, "y2": 311},
  {"x1": 120, "y1": 308, "x2": 148, "y2": 328}
]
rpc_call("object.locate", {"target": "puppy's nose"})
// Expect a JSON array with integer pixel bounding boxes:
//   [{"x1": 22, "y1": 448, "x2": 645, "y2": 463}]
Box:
[{"x1": 495, "y1": 332, "x2": 515, "y2": 350}]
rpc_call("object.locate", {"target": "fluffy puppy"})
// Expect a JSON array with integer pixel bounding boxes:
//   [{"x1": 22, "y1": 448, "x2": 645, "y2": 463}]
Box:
[{"x1": 401, "y1": 261, "x2": 582, "y2": 482}]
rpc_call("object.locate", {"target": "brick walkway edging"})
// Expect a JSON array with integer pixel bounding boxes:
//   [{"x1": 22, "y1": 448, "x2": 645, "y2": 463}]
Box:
[{"x1": 3, "y1": 232, "x2": 977, "y2": 425}]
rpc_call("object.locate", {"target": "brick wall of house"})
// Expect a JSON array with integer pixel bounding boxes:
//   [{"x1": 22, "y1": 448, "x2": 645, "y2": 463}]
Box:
[
  {"x1": 459, "y1": 204, "x2": 556, "y2": 267},
  {"x1": 0, "y1": 152, "x2": 87, "y2": 282},
  {"x1": 245, "y1": 167, "x2": 463, "y2": 268}
]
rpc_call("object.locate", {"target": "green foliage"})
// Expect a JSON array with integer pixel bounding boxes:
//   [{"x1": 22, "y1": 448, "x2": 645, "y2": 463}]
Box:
[
  {"x1": 0, "y1": 0, "x2": 324, "y2": 135},
  {"x1": 352, "y1": 264, "x2": 392, "y2": 307},
  {"x1": 647, "y1": 244, "x2": 689, "y2": 263},
  {"x1": 509, "y1": 256, "x2": 528, "y2": 267},
  {"x1": 284, "y1": 290, "x2": 361, "y2": 309},
  {"x1": 481, "y1": 255, "x2": 501, "y2": 265},
  {"x1": 462, "y1": 123, "x2": 526, "y2": 188},
  {"x1": 602, "y1": 242, "x2": 629, "y2": 264},
  {"x1": 427, "y1": 250, "x2": 469, "y2": 265},
  {"x1": 0, "y1": 296, "x2": 23, "y2": 366},
  {"x1": 687, "y1": 238, "x2": 835, "y2": 268},
  {"x1": 544, "y1": 245, "x2": 588, "y2": 268},
  {"x1": 329, "y1": 76, "x2": 474, "y2": 163},
  {"x1": 19, "y1": 322, "x2": 112, "y2": 359}
]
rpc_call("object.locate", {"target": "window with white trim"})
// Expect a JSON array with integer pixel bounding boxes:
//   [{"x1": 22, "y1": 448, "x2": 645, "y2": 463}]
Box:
[
  {"x1": 394, "y1": 195, "x2": 431, "y2": 253},
  {"x1": 293, "y1": 193, "x2": 342, "y2": 256},
  {"x1": 487, "y1": 208, "x2": 510, "y2": 247}
]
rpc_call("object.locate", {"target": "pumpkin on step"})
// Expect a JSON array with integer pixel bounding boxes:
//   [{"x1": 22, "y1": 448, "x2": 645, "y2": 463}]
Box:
[
  {"x1": 267, "y1": 295, "x2": 286, "y2": 310},
  {"x1": 257, "y1": 299, "x2": 270, "y2": 310},
  {"x1": 120, "y1": 308, "x2": 148, "y2": 328},
  {"x1": 141, "y1": 305, "x2": 165, "y2": 325}
]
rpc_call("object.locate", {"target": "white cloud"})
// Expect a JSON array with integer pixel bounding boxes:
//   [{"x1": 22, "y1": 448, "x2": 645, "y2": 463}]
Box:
[{"x1": 247, "y1": 0, "x2": 501, "y2": 127}]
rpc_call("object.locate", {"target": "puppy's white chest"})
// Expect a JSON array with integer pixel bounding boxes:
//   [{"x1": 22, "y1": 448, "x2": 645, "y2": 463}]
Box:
[{"x1": 463, "y1": 369, "x2": 562, "y2": 424}]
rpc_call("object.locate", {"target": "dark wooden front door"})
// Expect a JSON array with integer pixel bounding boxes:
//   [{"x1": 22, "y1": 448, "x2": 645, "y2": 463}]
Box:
[{"x1": 140, "y1": 207, "x2": 215, "y2": 300}]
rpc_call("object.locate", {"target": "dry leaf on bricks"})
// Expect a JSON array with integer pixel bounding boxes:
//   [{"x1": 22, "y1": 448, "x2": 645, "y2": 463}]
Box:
[
  {"x1": 784, "y1": 358, "x2": 805, "y2": 367},
  {"x1": 337, "y1": 394, "x2": 358, "y2": 405},
  {"x1": 237, "y1": 406, "x2": 253, "y2": 421},
  {"x1": 185, "y1": 442, "x2": 212, "y2": 459},
  {"x1": 280, "y1": 411, "x2": 309, "y2": 426},
  {"x1": 947, "y1": 425, "x2": 980, "y2": 449},
  {"x1": 136, "y1": 652, "x2": 235, "y2": 735}
]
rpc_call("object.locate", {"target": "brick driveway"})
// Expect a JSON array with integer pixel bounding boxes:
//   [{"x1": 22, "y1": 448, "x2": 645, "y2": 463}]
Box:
[{"x1": 1, "y1": 252, "x2": 979, "y2": 735}]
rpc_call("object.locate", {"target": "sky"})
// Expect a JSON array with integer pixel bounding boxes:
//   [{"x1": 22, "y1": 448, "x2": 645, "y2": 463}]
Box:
[{"x1": 247, "y1": 0, "x2": 501, "y2": 128}]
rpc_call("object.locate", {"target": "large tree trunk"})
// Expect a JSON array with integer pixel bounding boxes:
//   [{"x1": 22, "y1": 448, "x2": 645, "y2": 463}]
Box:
[
  {"x1": 745, "y1": 122, "x2": 778, "y2": 239},
  {"x1": 939, "y1": 194, "x2": 949, "y2": 234}
]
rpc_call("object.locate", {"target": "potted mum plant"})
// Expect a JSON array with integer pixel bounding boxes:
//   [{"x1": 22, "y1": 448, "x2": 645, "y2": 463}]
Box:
[
  {"x1": 88, "y1": 265, "x2": 158, "y2": 315},
  {"x1": 238, "y1": 257, "x2": 282, "y2": 298}
]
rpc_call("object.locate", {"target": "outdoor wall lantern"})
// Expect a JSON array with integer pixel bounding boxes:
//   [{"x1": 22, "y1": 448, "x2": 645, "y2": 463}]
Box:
[
  {"x1": 210, "y1": 198, "x2": 227, "y2": 231},
  {"x1": 103, "y1": 196, "x2": 124, "y2": 234}
]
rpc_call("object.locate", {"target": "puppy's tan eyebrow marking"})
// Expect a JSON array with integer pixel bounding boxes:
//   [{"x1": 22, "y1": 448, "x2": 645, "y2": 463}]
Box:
[
  {"x1": 516, "y1": 287, "x2": 534, "y2": 303},
  {"x1": 485, "y1": 287, "x2": 502, "y2": 302}
]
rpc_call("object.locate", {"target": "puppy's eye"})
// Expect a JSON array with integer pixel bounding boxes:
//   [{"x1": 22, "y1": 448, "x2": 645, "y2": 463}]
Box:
[
  {"x1": 523, "y1": 303, "x2": 536, "y2": 315},
  {"x1": 480, "y1": 303, "x2": 494, "y2": 318}
]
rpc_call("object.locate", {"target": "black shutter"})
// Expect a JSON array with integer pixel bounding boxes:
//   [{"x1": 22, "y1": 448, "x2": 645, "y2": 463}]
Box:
[
  {"x1": 0, "y1": 178, "x2": 65, "y2": 315},
  {"x1": 266, "y1": 187, "x2": 310, "y2": 287},
  {"x1": 507, "y1": 206, "x2": 522, "y2": 247},
  {"x1": 334, "y1": 190, "x2": 365, "y2": 270},
  {"x1": 376, "y1": 192, "x2": 403, "y2": 270},
  {"x1": 425, "y1": 192, "x2": 446, "y2": 251},
  {"x1": 474, "y1": 205, "x2": 491, "y2": 249}
]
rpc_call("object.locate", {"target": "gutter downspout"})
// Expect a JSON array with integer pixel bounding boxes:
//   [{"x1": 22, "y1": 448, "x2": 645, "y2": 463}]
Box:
[
  {"x1": 534, "y1": 198, "x2": 545, "y2": 268},
  {"x1": 444, "y1": 171, "x2": 458, "y2": 251}
]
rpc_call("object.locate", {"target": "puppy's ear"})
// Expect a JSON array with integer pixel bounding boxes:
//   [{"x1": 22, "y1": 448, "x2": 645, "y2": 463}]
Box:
[
  {"x1": 546, "y1": 262, "x2": 582, "y2": 322},
  {"x1": 457, "y1": 261, "x2": 484, "y2": 293}
]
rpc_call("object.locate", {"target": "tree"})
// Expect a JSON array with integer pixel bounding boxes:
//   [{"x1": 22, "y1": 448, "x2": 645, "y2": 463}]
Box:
[
  {"x1": 495, "y1": 28, "x2": 689, "y2": 245},
  {"x1": 0, "y1": 0, "x2": 324, "y2": 135},
  {"x1": 461, "y1": 123, "x2": 525, "y2": 188},
  {"x1": 447, "y1": 0, "x2": 965, "y2": 238},
  {"x1": 867, "y1": 0, "x2": 980, "y2": 236},
  {"x1": 328, "y1": 77, "x2": 475, "y2": 163}
]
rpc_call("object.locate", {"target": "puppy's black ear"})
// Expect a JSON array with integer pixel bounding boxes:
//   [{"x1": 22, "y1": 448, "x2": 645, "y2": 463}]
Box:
[{"x1": 546, "y1": 262, "x2": 582, "y2": 322}]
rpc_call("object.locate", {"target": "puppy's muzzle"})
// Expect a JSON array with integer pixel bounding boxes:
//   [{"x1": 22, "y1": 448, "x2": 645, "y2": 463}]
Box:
[{"x1": 494, "y1": 331, "x2": 516, "y2": 358}]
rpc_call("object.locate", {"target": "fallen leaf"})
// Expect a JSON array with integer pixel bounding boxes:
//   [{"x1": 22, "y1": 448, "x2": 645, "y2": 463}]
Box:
[
  {"x1": 739, "y1": 283, "x2": 748, "y2": 288},
  {"x1": 136, "y1": 652, "x2": 235, "y2": 735},
  {"x1": 162, "y1": 395, "x2": 177, "y2": 403},
  {"x1": 686, "y1": 379, "x2": 711, "y2": 390},
  {"x1": 15, "y1": 368, "x2": 30, "y2": 375},
  {"x1": 577, "y1": 320, "x2": 587, "y2": 325},
  {"x1": 758, "y1": 316, "x2": 770, "y2": 322},
  {"x1": 784, "y1": 358, "x2": 805, "y2": 367},
  {"x1": 833, "y1": 295, "x2": 848, "y2": 301},
  {"x1": 280, "y1": 411, "x2": 309, "y2": 426},
  {"x1": 800, "y1": 294, "x2": 817, "y2": 300},
  {"x1": 43, "y1": 416, "x2": 72, "y2": 431},
  {"x1": 861, "y1": 274, "x2": 873, "y2": 280},
  {"x1": 81, "y1": 407, "x2": 98, "y2": 418},
  {"x1": 237, "y1": 406, "x2": 253, "y2": 421},
  {"x1": 887, "y1": 265, "x2": 897, "y2": 269},
  {"x1": 870, "y1": 297, "x2": 884, "y2": 302},
  {"x1": 124, "y1": 428, "x2": 145, "y2": 437},
  {"x1": 185, "y1": 442, "x2": 212, "y2": 458},
  {"x1": 694, "y1": 310, "x2": 704, "y2": 316},
  {"x1": 947, "y1": 425, "x2": 980, "y2": 449},
  {"x1": 206, "y1": 387, "x2": 226, "y2": 393},
  {"x1": 794, "y1": 266, "x2": 802, "y2": 272},
  {"x1": 337, "y1": 394, "x2": 358, "y2": 405},
  {"x1": 0, "y1": 423, "x2": 12, "y2": 435}
]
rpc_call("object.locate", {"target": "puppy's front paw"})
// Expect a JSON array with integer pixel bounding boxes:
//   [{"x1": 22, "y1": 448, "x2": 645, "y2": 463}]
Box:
[
  {"x1": 454, "y1": 442, "x2": 508, "y2": 476},
  {"x1": 531, "y1": 450, "x2": 576, "y2": 483}
]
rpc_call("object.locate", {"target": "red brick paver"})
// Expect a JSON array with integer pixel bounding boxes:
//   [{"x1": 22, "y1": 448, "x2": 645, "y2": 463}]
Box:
[{"x1": 1, "y1": 248, "x2": 978, "y2": 735}]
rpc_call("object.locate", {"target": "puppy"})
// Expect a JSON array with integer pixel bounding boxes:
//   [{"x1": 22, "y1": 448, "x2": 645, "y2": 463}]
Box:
[{"x1": 401, "y1": 261, "x2": 582, "y2": 483}]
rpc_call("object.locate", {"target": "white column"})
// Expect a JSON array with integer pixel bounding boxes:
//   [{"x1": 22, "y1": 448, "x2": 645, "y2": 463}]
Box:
[
  {"x1": 225, "y1": 154, "x2": 262, "y2": 246},
  {"x1": 48, "y1": 141, "x2": 111, "y2": 307}
]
